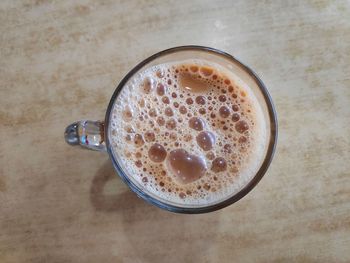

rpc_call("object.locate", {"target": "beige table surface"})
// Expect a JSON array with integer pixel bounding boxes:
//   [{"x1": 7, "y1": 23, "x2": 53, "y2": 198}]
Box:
[{"x1": 1, "y1": 0, "x2": 350, "y2": 262}]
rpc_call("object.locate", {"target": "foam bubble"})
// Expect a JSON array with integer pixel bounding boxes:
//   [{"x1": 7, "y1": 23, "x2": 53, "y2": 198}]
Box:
[
  {"x1": 134, "y1": 134, "x2": 144, "y2": 147},
  {"x1": 189, "y1": 117, "x2": 205, "y2": 131},
  {"x1": 235, "y1": 120, "x2": 249, "y2": 133},
  {"x1": 195, "y1": 96, "x2": 206, "y2": 105},
  {"x1": 219, "y1": 106, "x2": 230, "y2": 118},
  {"x1": 164, "y1": 107, "x2": 174, "y2": 117},
  {"x1": 156, "y1": 83, "x2": 166, "y2": 96},
  {"x1": 148, "y1": 143, "x2": 167, "y2": 163},
  {"x1": 168, "y1": 149, "x2": 206, "y2": 184},
  {"x1": 144, "y1": 131, "x2": 155, "y2": 142},
  {"x1": 211, "y1": 157, "x2": 227, "y2": 172},
  {"x1": 162, "y1": 96, "x2": 170, "y2": 104},
  {"x1": 179, "y1": 106, "x2": 187, "y2": 114},
  {"x1": 232, "y1": 113, "x2": 240, "y2": 122},
  {"x1": 186, "y1": 98, "x2": 193, "y2": 105},
  {"x1": 142, "y1": 77, "x2": 155, "y2": 94},
  {"x1": 196, "y1": 131, "x2": 215, "y2": 151},
  {"x1": 166, "y1": 118, "x2": 176, "y2": 130},
  {"x1": 122, "y1": 106, "x2": 133, "y2": 121}
]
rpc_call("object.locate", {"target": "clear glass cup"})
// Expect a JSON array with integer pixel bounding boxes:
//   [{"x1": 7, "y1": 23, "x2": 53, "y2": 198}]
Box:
[{"x1": 64, "y1": 46, "x2": 278, "y2": 213}]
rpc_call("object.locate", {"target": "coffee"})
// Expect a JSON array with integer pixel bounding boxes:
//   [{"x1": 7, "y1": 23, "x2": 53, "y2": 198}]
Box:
[{"x1": 109, "y1": 60, "x2": 267, "y2": 206}]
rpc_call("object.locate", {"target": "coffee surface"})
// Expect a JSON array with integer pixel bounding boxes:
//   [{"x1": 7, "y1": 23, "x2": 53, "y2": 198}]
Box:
[{"x1": 109, "y1": 60, "x2": 267, "y2": 206}]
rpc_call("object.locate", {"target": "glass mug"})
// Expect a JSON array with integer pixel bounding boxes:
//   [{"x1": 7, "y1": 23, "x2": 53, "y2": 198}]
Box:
[{"x1": 64, "y1": 46, "x2": 277, "y2": 213}]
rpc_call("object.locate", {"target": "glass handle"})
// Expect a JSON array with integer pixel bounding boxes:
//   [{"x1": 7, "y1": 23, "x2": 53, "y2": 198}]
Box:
[{"x1": 64, "y1": 120, "x2": 106, "y2": 152}]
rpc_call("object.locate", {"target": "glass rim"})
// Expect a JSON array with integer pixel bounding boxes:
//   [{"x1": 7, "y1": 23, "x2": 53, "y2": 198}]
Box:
[{"x1": 104, "y1": 45, "x2": 278, "y2": 214}]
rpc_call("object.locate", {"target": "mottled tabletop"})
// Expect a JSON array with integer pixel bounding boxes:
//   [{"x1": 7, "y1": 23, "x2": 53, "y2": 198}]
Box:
[{"x1": 1, "y1": 1, "x2": 350, "y2": 262}]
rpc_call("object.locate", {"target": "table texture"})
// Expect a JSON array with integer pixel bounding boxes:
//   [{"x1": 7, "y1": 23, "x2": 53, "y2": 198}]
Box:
[{"x1": 1, "y1": 0, "x2": 350, "y2": 262}]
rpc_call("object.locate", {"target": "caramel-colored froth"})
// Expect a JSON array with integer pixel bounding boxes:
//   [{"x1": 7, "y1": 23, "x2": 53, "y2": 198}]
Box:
[{"x1": 109, "y1": 60, "x2": 267, "y2": 206}]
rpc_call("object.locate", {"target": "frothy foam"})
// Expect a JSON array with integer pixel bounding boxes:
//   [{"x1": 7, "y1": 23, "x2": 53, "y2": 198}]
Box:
[{"x1": 109, "y1": 60, "x2": 267, "y2": 207}]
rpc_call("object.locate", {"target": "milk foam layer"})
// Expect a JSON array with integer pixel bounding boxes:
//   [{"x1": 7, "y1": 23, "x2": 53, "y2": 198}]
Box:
[{"x1": 109, "y1": 60, "x2": 267, "y2": 207}]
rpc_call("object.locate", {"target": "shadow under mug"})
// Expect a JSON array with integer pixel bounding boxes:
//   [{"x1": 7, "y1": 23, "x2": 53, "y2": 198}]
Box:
[{"x1": 64, "y1": 46, "x2": 278, "y2": 214}]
